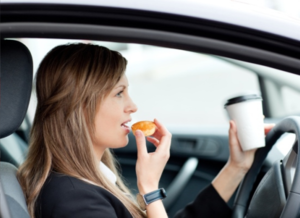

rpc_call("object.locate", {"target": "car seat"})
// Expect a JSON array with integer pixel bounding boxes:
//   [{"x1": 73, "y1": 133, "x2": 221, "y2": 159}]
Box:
[{"x1": 0, "y1": 40, "x2": 33, "y2": 218}]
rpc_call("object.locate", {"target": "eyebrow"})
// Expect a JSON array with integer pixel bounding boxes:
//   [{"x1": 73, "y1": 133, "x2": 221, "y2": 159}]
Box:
[{"x1": 115, "y1": 85, "x2": 128, "y2": 89}]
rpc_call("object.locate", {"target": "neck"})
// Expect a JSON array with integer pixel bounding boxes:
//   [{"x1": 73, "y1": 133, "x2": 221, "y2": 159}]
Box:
[{"x1": 92, "y1": 144, "x2": 106, "y2": 161}]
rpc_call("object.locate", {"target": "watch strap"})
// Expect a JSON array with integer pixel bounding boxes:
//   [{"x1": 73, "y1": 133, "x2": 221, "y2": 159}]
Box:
[{"x1": 143, "y1": 188, "x2": 167, "y2": 205}]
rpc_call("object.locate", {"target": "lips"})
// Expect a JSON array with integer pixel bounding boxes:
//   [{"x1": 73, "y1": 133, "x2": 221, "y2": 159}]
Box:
[{"x1": 121, "y1": 120, "x2": 131, "y2": 131}]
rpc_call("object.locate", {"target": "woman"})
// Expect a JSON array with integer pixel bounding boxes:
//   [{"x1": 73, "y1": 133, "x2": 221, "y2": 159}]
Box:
[{"x1": 17, "y1": 43, "x2": 273, "y2": 218}]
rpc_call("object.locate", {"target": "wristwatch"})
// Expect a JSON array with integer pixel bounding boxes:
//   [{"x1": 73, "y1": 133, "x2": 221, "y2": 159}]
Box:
[{"x1": 136, "y1": 188, "x2": 167, "y2": 211}]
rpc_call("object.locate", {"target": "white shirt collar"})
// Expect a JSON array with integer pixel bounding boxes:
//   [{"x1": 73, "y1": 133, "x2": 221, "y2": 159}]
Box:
[{"x1": 99, "y1": 161, "x2": 117, "y2": 185}]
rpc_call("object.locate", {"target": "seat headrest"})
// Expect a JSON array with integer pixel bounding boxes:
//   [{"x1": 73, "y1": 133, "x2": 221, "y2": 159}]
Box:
[{"x1": 0, "y1": 40, "x2": 33, "y2": 138}]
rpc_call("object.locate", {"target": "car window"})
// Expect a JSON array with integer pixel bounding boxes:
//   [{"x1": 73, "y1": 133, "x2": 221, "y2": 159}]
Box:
[
  {"x1": 124, "y1": 46, "x2": 260, "y2": 125},
  {"x1": 16, "y1": 38, "x2": 300, "y2": 127},
  {"x1": 282, "y1": 86, "x2": 300, "y2": 115}
]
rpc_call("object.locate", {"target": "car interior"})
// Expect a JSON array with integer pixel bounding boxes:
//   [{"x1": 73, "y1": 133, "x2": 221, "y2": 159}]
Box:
[
  {"x1": 1, "y1": 3, "x2": 300, "y2": 218},
  {"x1": 1, "y1": 37, "x2": 300, "y2": 218}
]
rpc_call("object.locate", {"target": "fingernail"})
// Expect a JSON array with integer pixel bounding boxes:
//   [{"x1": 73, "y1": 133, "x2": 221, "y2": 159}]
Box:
[{"x1": 135, "y1": 130, "x2": 142, "y2": 137}]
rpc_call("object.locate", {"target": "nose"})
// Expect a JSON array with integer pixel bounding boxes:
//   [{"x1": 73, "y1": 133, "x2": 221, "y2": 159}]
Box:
[{"x1": 126, "y1": 96, "x2": 138, "y2": 114}]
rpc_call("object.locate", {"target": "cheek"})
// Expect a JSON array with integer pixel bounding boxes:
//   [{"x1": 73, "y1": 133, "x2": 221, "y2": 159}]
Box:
[
  {"x1": 93, "y1": 98, "x2": 128, "y2": 148},
  {"x1": 94, "y1": 103, "x2": 117, "y2": 134},
  {"x1": 93, "y1": 113, "x2": 128, "y2": 148},
  {"x1": 93, "y1": 127, "x2": 129, "y2": 148},
  {"x1": 94, "y1": 114, "x2": 114, "y2": 136}
]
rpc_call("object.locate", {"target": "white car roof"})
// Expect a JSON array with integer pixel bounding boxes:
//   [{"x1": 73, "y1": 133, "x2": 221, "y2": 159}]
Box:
[{"x1": 2, "y1": 0, "x2": 300, "y2": 42}]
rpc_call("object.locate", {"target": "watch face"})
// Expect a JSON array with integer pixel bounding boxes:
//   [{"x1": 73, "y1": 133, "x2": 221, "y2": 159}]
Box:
[{"x1": 136, "y1": 194, "x2": 146, "y2": 211}]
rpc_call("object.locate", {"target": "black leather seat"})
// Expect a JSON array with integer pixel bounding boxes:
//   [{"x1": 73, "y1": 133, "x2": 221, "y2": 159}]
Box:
[{"x1": 0, "y1": 40, "x2": 33, "y2": 218}]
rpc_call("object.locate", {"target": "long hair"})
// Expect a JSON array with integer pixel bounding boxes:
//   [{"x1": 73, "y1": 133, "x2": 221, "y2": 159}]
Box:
[{"x1": 17, "y1": 43, "x2": 146, "y2": 218}]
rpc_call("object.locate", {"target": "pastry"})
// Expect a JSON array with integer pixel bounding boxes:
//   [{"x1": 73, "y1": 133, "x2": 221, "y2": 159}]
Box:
[{"x1": 131, "y1": 121, "x2": 156, "y2": 136}]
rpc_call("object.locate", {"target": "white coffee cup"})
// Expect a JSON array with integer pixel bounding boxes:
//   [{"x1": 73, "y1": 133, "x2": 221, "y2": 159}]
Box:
[{"x1": 224, "y1": 94, "x2": 265, "y2": 151}]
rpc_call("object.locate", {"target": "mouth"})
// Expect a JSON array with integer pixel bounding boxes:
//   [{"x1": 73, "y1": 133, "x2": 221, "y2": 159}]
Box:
[{"x1": 121, "y1": 120, "x2": 131, "y2": 130}]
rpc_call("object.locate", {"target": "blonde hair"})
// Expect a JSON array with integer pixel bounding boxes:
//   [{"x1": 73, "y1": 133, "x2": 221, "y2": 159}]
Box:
[{"x1": 17, "y1": 43, "x2": 146, "y2": 218}]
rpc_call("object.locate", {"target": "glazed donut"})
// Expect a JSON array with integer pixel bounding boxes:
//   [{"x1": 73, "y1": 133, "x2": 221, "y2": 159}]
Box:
[{"x1": 131, "y1": 121, "x2": 156, "y2": 136}]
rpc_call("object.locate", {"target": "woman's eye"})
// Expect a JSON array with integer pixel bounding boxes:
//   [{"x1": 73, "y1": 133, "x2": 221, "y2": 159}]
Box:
[{"x1": 116, "y1": 91, "x2": 123, "y2": 97}]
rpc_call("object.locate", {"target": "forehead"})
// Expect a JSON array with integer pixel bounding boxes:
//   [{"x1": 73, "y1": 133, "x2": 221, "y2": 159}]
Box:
[{"x1": 115, "y1": 75, "x2": 128, "y2": 86}]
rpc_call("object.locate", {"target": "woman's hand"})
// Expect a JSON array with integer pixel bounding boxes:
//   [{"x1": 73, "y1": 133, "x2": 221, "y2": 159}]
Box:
[
  {"x1": 212, "y1": 120, "x2": 275, "y2": 202},
  {"x1": 228, "y1": 120, "x2": 275, "y2": 173},
  {"x1": 135, "y1": 118, "x2": 172, "y2": 195}
]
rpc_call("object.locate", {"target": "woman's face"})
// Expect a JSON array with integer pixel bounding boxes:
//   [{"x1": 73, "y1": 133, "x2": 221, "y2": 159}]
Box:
[{"x1": 93, "y1": 74, "x2": 137, "y2": 158}]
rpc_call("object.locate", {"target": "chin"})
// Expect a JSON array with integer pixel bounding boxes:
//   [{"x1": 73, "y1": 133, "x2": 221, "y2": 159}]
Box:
[
  {"x1": 114, "y1": 142, "x2": 128, "y2": 149},
  {"x1": 116, "y1": 137, "x2": 129, "y2": 148},
  {"x1": 122, "y1": 138, "x2": 129, "y2": 147}
]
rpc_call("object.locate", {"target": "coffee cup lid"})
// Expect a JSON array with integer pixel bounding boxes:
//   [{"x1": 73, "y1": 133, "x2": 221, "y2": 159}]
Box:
[{"x1": 224, "y1": 94, "x2": 262, "y2": 107}]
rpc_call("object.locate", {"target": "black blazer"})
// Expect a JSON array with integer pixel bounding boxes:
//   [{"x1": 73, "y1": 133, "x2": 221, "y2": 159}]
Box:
[{"x1": 35, "y1": 172, "x2": 231, "y2": 218}]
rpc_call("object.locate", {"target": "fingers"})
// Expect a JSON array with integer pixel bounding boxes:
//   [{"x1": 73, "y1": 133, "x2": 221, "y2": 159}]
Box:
[
  {"x1": 147, "y1": 137, "x2": 160, "y2": 147},
  {"x1": 153, "y1": 119, "x2": 172, "y2": 152},
  {"x1": 135, "y1": 119, "x2": 171, "y2": 154},
  {"x1": 150, "y1": 129, "x2": 161, "y2": 140},
  {"x1": 229, "y1": 120, "x2": 242, "y2": 152},
  {"x1": 135, "y1": 130, "x2": 148, "y2": 157},
  {"x1": 154, "y1": 119, "x2": 169, "y2": 135},
  {"x1": 264, "y1": 123, "x2": 275, "y2": 135},
  {"x1": 151, "y1": 118, "x2": 167, "y2": 139},
  {"x1": 263, "y1": 115, "x2": 275, "y2": 135},
  {"x1": 149, "y1": 119, "x2": 170, "y2": 140}
]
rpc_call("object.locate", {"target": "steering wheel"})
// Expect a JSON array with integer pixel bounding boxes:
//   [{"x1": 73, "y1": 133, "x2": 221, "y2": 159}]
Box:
[{"x1": 232, "y1": 116, "x2": 300, "y2": 218}]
